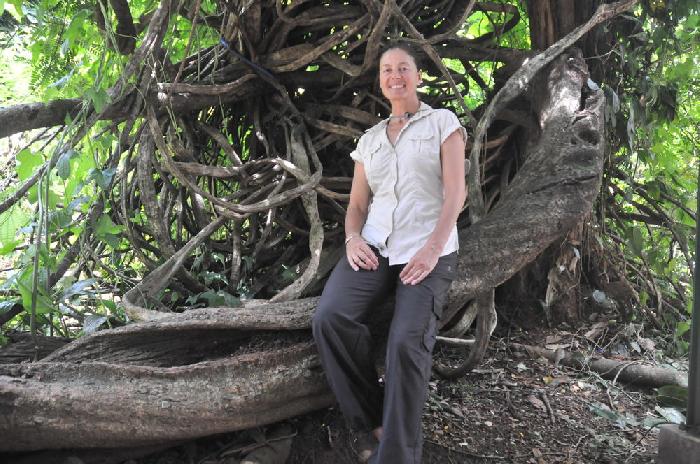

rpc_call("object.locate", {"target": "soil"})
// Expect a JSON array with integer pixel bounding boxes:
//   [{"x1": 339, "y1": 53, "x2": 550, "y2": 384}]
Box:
[
  {"x1": 2, "y1": 321, "x2": 679, "y2": 464},
  {"x1": 282, "y1": 326, "x2": 666, "y2": 464}
]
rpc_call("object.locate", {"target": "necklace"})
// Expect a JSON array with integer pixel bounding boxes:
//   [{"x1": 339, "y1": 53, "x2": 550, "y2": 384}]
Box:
[
  {"x1": 388, "y1": 105, "x2": 422, "y2": 123},
  {"x1": 388, "y1": 111, "x2": 413, "y2": 121}
]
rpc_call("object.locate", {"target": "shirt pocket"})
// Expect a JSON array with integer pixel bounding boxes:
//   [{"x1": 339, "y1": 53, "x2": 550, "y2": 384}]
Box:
[
  {"x1": 366, "y1": 142, "x2": 390, "y2": 192},
  {"x1": 406, "y1": 132, "x2": 442, "y2": 184},
  {"x1": 408, "y1": 132, "x2": 440, "y2": 158}
]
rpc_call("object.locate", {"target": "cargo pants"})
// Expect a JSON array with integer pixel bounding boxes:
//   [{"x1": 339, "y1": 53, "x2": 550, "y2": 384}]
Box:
[{"x1": 311, "y1": 248, "x2": 457, "y2": 464}]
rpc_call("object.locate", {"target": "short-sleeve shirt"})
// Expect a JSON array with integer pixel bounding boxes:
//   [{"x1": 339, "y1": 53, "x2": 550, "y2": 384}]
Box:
[{"x1": 350, "y1": 102, "x2": 467, "y2": 265}]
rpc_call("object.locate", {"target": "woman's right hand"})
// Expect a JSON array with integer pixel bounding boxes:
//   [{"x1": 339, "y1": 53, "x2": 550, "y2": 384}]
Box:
[{"x1": 346, "y1": 236, "x2": 379, "y2": 271}]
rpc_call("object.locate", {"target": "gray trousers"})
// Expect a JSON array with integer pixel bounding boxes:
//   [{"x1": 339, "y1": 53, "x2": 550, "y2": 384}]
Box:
[{"x1": 312, "y1": 248, "x2": 457, "y2": 464}]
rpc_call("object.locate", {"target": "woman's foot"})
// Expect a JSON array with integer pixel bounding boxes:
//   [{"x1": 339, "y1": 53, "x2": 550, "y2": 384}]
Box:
[{"x1": 355, "y1": 427, "x2": 382, "y2": 463}]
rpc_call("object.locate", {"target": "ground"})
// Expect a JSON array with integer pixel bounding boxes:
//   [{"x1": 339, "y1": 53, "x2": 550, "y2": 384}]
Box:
[
  {"x1": 287, "y1": 325, "x2": 666, "y2": 464},
  {"x1": 1, "y1": 315, "x2": 683, "y2": 464}
]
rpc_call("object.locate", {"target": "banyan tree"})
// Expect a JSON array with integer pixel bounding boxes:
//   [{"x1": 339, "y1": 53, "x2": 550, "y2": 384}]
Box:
[{"x1": 2, "y1": 0, "x2": 680, "y2": 452}]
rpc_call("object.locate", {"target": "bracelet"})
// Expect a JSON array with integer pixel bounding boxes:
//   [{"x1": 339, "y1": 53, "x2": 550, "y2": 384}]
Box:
[{"x1": 345, "y1": 234, "x2": 358, "y2": 245}]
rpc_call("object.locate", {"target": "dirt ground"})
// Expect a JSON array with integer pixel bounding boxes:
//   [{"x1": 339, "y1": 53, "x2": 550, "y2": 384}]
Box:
[
  {"x1": 286, "y1": 325, "x2": 668, "y2": 464},
  {"x1": 2, "y1": 320, "x2": 681, "y2": 464}
]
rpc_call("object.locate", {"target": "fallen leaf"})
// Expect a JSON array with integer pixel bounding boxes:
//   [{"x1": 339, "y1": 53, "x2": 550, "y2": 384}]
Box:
[
  {"x1": 545, "y1": 343, "x2": 571, "y2": 350},
  {"x1": 528, "y1": 395, "x2": 546, "y2": 411},
  {"x1": 638, "y1": 337, "x2": 656, "y2": 352},
  {"x1": 655, "y1": 406, "x2": 686, "y2": 425},
  {"x1": 585, "y1": 321, "x2": 608, "y2": 340},
  {"x1": 543, "y1": 376, "x2": 570, "y2": 386}
]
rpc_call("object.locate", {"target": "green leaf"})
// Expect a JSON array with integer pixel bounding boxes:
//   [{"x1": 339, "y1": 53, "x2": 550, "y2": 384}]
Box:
[
  {"x1": 0, "y1": 299, "x2": 18, "y2": 314},
  {"x1": 28, "y1": 187, "x2": 60, "y2": 208},
  {"x1": 202, "y1": 271, "x2": 227, "y2": 286},
  {"x1": 0, "y1": 207, "x2": 30, "y2": 247},
  {"x1": 15, "y1": 149, "x2": 42, "y2": 181},
  {"x1": 65, "y1": 155, "x2": 96, "y2": 199},
  {"x1": 4, "y1": 0, "x2": 21, "y2": 21},
  {"x1": 0, "y1": 1, "x2": 5, "y2": 17},
  {"x1": 83, "y1": 314, "x2": 108, "y2": 334},
  {"x1": 89, "y1": 167, "x2": 116, "y2": 189},
  {"x1": 0, "y1": 240, "x2": 20, "y2": 255},
  {"x1": 627, "y1": 226, "x2": 644, "y2": 257},
  {"x1": 589, "y1": 402, "x2": 637, "y2": 428},
  {"x1": 642, "y1": 416, "x2": 667, "y2": 429},
  {"x1": 16, "y1": 268, "x2": 54, "y2": 315},
  {"x1": 56, "y1": 149, "x2": 76, "y2": 180},
  {"x1": 85, "y1": 88, "x2": 110, "y2": 114},
  {"x1": 98, "y1": 298, "x2": 117, "y2": 312},
  {"x1": 62, "y1": 278, "x2": 97, "y2": 301},
  {"x1": 94, "y1": 215, "x2": 123, "y2": 237},
  {"x1": 655, "y1": 406, "x2": 686, "y2": 425},
  {"x1": 101, "y1": 233, "x2": 122, "y2": 248},
  {"x1": 197, "y1": 290, "x2": 240, "y2": 307},
  {"x1": 657, "y1": 385, "x2": 688, "y2": 409},
  {"x1": 676, "y1": 320, "x2": 691, "y2": 337}
]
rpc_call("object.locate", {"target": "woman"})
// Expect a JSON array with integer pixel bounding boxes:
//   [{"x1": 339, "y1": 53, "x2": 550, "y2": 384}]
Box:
[{"x1": 312, "y1": 43, "x2": 467, "y2": 464}]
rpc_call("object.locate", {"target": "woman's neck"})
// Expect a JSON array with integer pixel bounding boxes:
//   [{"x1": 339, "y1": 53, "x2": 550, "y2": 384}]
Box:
[{"x1": 389, "y1": 98, "x2": 421, "y2": 118}]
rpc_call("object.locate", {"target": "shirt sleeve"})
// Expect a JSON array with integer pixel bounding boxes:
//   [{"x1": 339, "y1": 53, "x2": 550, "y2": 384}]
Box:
[
  {"x1": 349, "y1": 133, "x2": 367, "y2": 163},
  {"x1": 349, "y1": 147, "x2": 363, "y2": 163},
  {"x1": 438, "y1": 110, "x2": 468, "y2": 146}
]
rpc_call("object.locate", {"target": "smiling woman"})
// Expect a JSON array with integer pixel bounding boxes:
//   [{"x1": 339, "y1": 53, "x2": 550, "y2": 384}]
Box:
[{"x1": 311, "y1": 43, "x2": 467, "y2": 464}]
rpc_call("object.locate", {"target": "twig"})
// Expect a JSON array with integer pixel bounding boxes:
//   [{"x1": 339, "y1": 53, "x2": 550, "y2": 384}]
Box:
[
  {"x1": 540, "y1": 391, "x2": 556, "y2": 425},
  {"x1": 424, "y1": 440, "x2": 507, "y2": 460}
]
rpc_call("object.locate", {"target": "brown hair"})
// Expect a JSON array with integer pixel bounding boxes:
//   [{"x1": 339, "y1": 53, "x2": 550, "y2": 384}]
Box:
[{"x1": 380, "y1": 41, "x2": 423, "y2": 69}]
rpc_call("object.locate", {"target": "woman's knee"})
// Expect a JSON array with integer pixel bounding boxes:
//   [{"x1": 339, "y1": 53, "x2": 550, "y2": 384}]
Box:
[{"x1": 312, "y1": 298, "x2": 340, "y2": 336}]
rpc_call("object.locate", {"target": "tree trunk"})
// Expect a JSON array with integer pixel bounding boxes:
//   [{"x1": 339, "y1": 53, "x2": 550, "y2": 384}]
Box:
[
  {"x1": 0, "y1": 45, "x2": 608, "y2": 450},
  {"x1": 505, "y1": 0, "x2": 608, "y2": 325}
]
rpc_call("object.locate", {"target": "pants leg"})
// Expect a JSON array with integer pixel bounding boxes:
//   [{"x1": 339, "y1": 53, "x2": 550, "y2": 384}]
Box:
[
  {"x1": 312, "y1": 250, "x2": 395, "y2": 431},
  {"x1": 370, "y1": 253, "x2": 457, "y2": 464}
]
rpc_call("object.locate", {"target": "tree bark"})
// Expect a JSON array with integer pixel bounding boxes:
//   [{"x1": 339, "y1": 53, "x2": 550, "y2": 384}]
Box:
[
  {"x1": 444, "y1": 48, "x2": 605, "y2": 322},
  {"x1": 0, "y1": 306, "x2": 333, "y2": 451},
  {"x1": 0, "y1": 0, "x2": 645, "y2": 451},
  {"x1": 513, "y1": 343, "x2": 688, "y2": 388},
  {"x1": 0, "y1": 47, "x2": 609, "y2": 450}
]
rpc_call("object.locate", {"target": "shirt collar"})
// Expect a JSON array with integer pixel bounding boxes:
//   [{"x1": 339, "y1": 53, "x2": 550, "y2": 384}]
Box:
[{"x1": 370, "y1": 102, "x2": 434, "y2": 133}]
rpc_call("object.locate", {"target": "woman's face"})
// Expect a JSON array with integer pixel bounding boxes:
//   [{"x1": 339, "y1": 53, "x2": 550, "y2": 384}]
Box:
[{"x1": 379, "y1": 48, "x2": 421, "y2": 103}]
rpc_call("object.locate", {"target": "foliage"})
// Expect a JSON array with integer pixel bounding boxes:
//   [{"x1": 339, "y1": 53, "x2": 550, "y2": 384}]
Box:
[
  {"x1": 597, "y1": 4, "x2": 699, "y2": 354},
  {"x1": 0, "y1": 0, "x2": 696, "y2": 354}
]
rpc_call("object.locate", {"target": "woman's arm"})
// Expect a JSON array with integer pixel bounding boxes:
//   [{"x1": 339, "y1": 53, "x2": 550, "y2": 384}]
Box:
[
  {"x1": 399, "y1": 129, "x2": 466, "y2": 285},
  {"x1": 345, "y1": 162, "x2": 380, "y2": 271}
]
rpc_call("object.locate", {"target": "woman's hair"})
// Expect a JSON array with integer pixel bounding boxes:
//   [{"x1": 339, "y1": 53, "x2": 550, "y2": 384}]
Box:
[{"x1": 380, "y1": 41, "x2": 423, "y2": 69}]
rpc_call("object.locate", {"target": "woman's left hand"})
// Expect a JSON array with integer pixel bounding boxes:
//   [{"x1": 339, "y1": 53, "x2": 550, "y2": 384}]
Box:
[{"x1": 399, "y1": 244, "x2": 441, "y2": 285}]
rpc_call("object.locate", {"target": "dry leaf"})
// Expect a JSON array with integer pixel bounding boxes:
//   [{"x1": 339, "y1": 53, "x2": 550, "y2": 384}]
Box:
[
  {"x1": 639, "y1": 337, "x2": 656, "y2": 352},
  {"x1": 528, "y1": 395, "x2": 546, "y2": 411},
  {"x1": 545, "y1": 343, "x2": 571, "y2": 350},
  {"x1": 584, "y1": 321, "x2": 608, "y2": 340}
]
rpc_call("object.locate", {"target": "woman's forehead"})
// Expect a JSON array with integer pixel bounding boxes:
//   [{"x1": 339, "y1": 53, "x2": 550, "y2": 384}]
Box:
[{"x1": 380, "y1": 49, "x2": 416, "y2": 66}]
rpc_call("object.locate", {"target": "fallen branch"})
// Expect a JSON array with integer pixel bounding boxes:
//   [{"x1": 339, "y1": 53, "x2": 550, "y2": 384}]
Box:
[{"x1": 513, "y1": 343, "x2": 688, "y2": 388}]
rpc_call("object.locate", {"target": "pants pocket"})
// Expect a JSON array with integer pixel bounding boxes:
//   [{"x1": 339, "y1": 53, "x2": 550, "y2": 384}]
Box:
[{"x1": 421, "y1": 299, "x2": 438, "y2": 352}]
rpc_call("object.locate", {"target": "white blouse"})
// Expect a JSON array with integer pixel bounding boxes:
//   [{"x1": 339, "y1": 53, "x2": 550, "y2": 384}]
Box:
[{"x1": 350, "y1": 102, "x2": 467, "y2": 265}]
